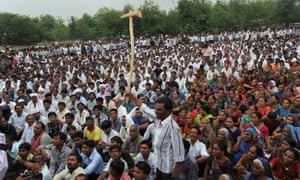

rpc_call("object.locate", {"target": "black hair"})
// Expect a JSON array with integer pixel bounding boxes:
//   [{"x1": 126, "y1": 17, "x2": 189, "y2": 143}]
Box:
[
  {"x1": 267, "y1": 111, "x2": 278, "y2": 120},
  {"x1": 36, "y1": 121, "x2": 46, "y2": 130},
  {"x1": 252, "y1": 145, "x2": 264, "y2": 157},
  {"x1": 101, "y1": 120, "x2": 112, "y2": 130},
  {"x1": 53, "y1": 131, "x2": 67, "y2": 142},
  {"x1": 66, "y1": 125, "x2": 77, "y2": 132},
  {"x1": 72, "y1": 131, "x2": 84, "y2": 139},
  {"x1": 58, "y1": 101, "x2": 66, "y2": 106},
  {"x1": 85, "y1": 116, "x2": 93, "y2": 122},
  {"x1": 19, "y1": 142, "x2": 31, "y2": 151},
  {"x1": 135, "y1": 161, "x2": 151, "y2": 175},
  {"x1": 252, "y1": 111, "x2": 262, "y2": 119},
  {"x1": 154, "y1": 97, "x2": 173, "y2": 111},
  {"x1": 43, "y1": 99, "x2": 51, "y2": 104},
  {"x1": 283, "y1": 137, "x2": 296, "y2": 148},
  {"x1": 109, "y1": 144, "x2": 121, "y2": 152},
  {"x1": 109, "y1": 108, "x2": 118, "y2": 113},
  {"x1": 82, "y1": 140, "x2": 96, "y2": 148},
  {"x1": 65, "y1": 112, "x2": 74, "y2": 119},
  {"x1": 285, "y1": 148, "x2": 299, "y2": 161},
  {"x1": 216, "y1": 141, "x2": 227, "y2": 154},
  {"x1": 69, "y1": 152, "x2": 83, "y2": 163},
  {"x1": 111, "y1": 136, "x2": 123, "y2": 145},
  {"x1": 183, "y1": 139, "x2": 190, "y2": 153},
  {"x1": 239, "y1": 104, "x2": 249, "y2": 114},
  {"x1": 93, "y1": 105, "x2": 102, "y2": 111},
  {"x1": 110, "y1": 159, "x2": 125, "y2": 176},
  {"x1": 48, "y1": 112, "x2": 57, "y2": 118},
  {"x1": 190, "y1": 126, "x2": 201, "y2": 135},
  {"x1": 140, "y1": 139, "x2": 152, "y2": 149}
]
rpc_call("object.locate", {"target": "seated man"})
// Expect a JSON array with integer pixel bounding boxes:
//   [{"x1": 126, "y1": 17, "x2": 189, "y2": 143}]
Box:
[
  {"x1": 83, "y1": 116, "x2": 102, "y2": 143},
  {"x1": 131, "y1": 108, "x2": 149, "y2": 135},
  {"x1": 99, "y1": 120, "x2": 119, "y2": 162},
  {"x1": 122, "y1": 125, "x2": 143, "y2": 156},
  {"x1": 177, "y1": 139, "x2": 198, "y2": 180},
  {"x1": 133, "y1": 161, "x2": 151, "y2": 180},
  {"x1": 47, "y1": 112, "x2": 63, "y2": 138},
  {"x1": 81, "y1": 140, "x2": 104, "y2": 180},
  {"x1": 53, "y1": 153, "x2": 86, "y2": 180},
  {"x1": 71, "y1": 131, "x2": 84, "y2": 155},
  {"x1": 16, "y1": 153, "x2": 51, "y2": 180},
  {"x1": 97, "y1": 145, "x2": 130, "y2": 180},
  {"x1": 108, "y1": 159, "x2": 131, "y2": 180},
  {"x1": 61, "y1": 113, "x2": 82, "y2": 134},
  {"x1": 47, "y1": 132, "x2": 72, "y2": 177},
  {"x1": 31, "y1": 122, "x2": 52, "y2": 153},
  {"x1": 135, "y1": 140, "x2": 156, "y2": 178}
]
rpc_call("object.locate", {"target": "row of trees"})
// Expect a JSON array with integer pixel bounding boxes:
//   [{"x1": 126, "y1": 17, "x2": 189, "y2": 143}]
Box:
[{"x1": 0, "y1": 0, "x2": 299, "y2": 45}]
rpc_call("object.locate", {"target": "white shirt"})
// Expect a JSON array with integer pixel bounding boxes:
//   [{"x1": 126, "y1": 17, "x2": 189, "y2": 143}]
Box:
[
  {"x1": 8, "y1": 111, "x2": 28, "y2": 132},
  {"x1": 0, "y1": 150, "x2": 8, "y2": 180},
  {"x1": 26, "y1": 100, "x2": 44, "y2": 114},
  {"x1": 102, "y1": 129, "x2": 119, "y2": 144},
  {"x1": 117, "y1": 105, "x2": 127, "y2": 119},
  {"x1": 0, "y1": 101, "x2": 16, "y2": 113},
  {"x1": 0, "y1": 133, "x2": 8, "y2": 180},
  {"x1": 140, "y1": 104, "x2": 185, "y2": 174},
  {"x1": 19, "y1": 122, "x2": 36, "y2": 144},
  {"x1": 188, "y1": 140, "x2": 209, "y2": 159},
  {"x1": 74, "y1": 109, "x2": 90, "y2": 126}
]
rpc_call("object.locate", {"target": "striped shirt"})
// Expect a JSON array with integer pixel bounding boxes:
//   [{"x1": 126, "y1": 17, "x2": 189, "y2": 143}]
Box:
[{"x1": 140, "y1": 104, "x2": 185, "y2": 174}]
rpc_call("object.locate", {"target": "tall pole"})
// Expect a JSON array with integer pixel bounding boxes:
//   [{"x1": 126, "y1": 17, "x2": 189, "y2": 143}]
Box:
[
  {"x1": 121, "y1": 10, "x2": 142, "y2": 92},
  {"x1": 128, "y1": 15, "x2": 134, "y2": 92}
]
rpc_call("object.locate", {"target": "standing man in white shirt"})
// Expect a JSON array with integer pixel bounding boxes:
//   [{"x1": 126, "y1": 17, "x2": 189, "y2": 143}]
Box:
[{"x1": 128, "y1": 93, "x2": 184, "y2": 180}]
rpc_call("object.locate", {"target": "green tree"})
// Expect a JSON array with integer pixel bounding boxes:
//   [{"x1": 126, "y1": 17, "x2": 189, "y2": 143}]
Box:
[
  {"x1": 94, "y1": 8, "x2": 124, "y2": 38},
  {"x1": 0, "y1": 13, "x2": 40, "y2": 45},
  {"x1": 177, "y1": 0, "x2": 212, "y2": 33}
]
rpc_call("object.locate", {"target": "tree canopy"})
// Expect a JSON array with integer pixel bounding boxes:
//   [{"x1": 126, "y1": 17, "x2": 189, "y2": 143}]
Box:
[{"x1": 0, "y1": 0, "x2": 299, "y2": 45}]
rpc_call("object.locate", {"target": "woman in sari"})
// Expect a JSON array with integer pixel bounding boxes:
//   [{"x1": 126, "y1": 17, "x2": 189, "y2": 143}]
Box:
[
  {"x1": 204, "y1": 141, "x2": 233, "y2": 180},
  {"x1": 232, "y1": 128, "x2": 258, "y2": 164},
  {"x1": 234, "y1": 145, "x2": 264, "y2": 178},
  {"x1": 270, "y1": 148, "x2": 300, "y2": 179},
  {"x1": 245, "y1": 157, "x2": 273, "y2": 180}
]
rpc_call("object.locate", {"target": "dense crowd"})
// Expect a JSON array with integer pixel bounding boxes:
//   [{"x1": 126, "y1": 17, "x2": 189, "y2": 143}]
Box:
[{"x1": 0, "y1": 27, "x2": 300, "y2": 180}]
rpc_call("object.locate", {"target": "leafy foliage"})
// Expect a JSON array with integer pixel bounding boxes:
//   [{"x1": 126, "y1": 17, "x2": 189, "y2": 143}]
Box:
[{"x1": 0, "y1": 0, "x2": 299, "y2": 45}]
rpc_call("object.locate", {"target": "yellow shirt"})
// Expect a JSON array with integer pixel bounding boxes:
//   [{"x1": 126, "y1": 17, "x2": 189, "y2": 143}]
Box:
[{"x1": 83, "y1": 126, "x2": 102, "y2": 142}]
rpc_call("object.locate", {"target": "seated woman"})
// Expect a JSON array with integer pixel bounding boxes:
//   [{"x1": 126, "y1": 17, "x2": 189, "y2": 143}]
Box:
[
  {"x1": 270, "y1": 148, "x2": 300, "y2": 180},
  {"x1": 208, "y1": 128, "x2": 232, "y2": 155},
  {"x1": 244, "y1": 111, "x2": 270, "y2": 149},
  {"x1": 234, "y1": 145, "x2": 264, "y2": 178},
  {"x1": 256, "y1": 97, "x2": 271, "y2": 117},
  {"x1": 226, "y1": 101, "x2": 242, "y2": 126},
  {"x1": 198, "y1": 117, "x2": 216, "y2": 147},
  {"x1": 182, "y1": 112, "x2": 196, "y2": 139},
  {"x1": 232, "y1": 128, "x2": 258, "y2": 164},
  {"x1": 269, "y1": 137, "x2": 296, "y2": 160},
  {"x1": 224, "y1": 116, "x2": 241, "y2": 144},
  {"x1": 245, "y1": 157, "x2": 273, "y2": 180},
  {"x1": 173, "y1": 108, "x2": 186, "y2": 133},
  {"x1": 273, "y1": 114, "x2": 297, "y2": 139},
  {"x1": 204, "y1": 141, "x2": 232, "y2": 180}
]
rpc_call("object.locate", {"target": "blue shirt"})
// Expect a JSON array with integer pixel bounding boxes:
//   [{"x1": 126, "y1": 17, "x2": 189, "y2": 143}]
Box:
[
  {"x1": 132, "y1": 116, "x2": 147, "y2": 126},
  {"x1": 109, "y1": 118, "x2": 121, "y2": 132},
  {"x1": 81, "y1": 149, "x2": 104, "y2": 175}
]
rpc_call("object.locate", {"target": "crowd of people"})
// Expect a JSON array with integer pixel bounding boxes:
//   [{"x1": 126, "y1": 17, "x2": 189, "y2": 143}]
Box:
[{"x1": 0, "y1": 26, "x2": 300, "y2": 180}]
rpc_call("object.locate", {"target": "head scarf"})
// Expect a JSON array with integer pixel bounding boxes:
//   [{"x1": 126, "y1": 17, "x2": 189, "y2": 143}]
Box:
[
  {"x1": 251, "y1": 158, "x2": 273, "y2": 179},
  {"x1": 245, "y1": 127, "x2": 256, "y2": 137},
  {"x1": 282, "y1": 124, "x2": 298, "y2": 143}
]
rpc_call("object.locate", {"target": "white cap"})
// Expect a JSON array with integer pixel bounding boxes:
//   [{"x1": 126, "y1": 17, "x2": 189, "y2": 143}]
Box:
[{"x1": 30, "y1": 93, "x2": 38, "y2": 97}]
